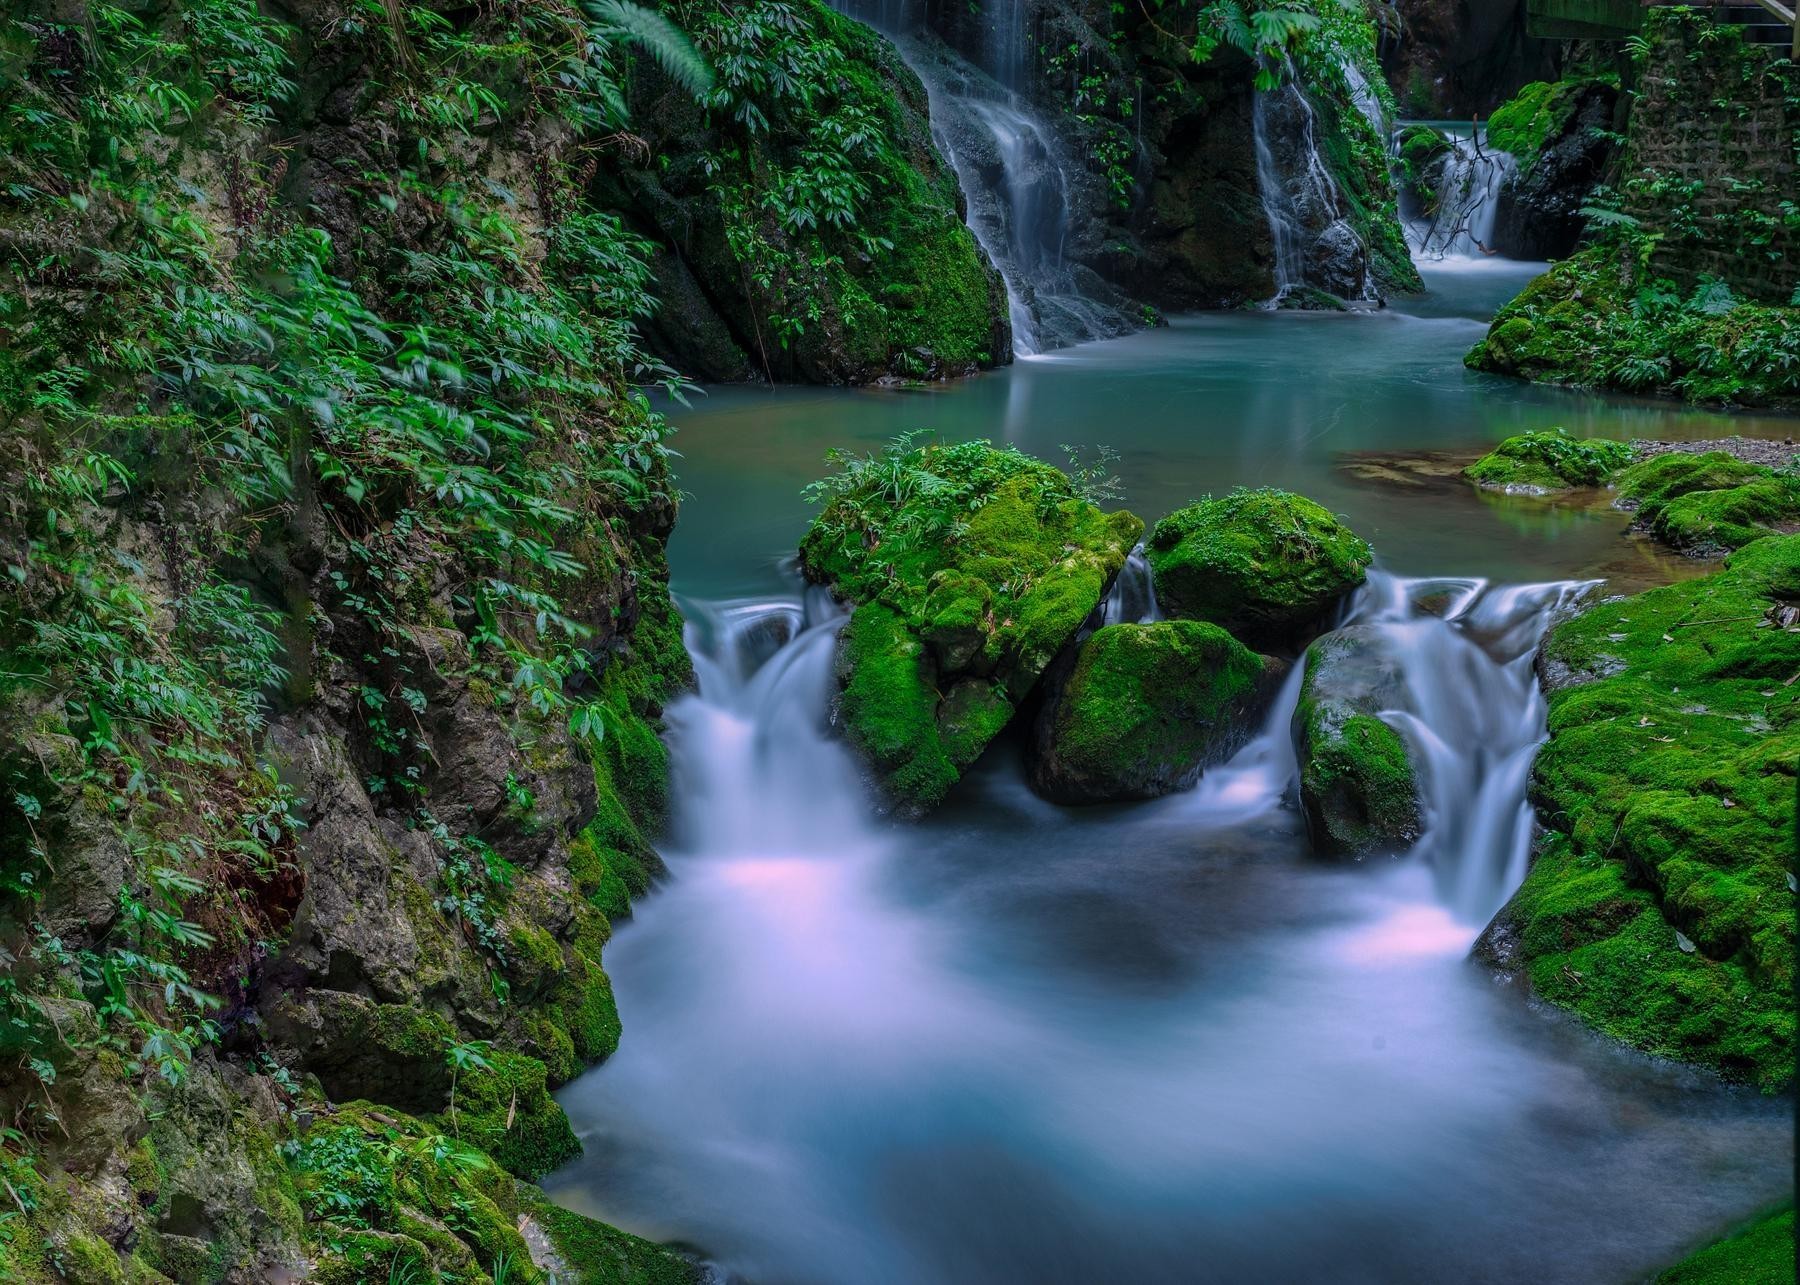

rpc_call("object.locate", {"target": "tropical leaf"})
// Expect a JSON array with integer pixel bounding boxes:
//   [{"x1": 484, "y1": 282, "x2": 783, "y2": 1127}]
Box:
[{"x1": 586, "y1": 0, "x2": 716, "y2": 100}]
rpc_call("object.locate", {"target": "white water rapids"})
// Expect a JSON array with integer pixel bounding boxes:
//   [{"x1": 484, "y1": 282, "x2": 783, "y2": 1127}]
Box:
[{"x1": 544, "y1": 567, "x2": 1789, "y2": 1283}]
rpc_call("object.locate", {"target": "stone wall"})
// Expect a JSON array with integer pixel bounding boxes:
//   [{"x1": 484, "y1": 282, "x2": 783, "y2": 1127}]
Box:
[{"x1": 1620, "y1": 8, "x2": 1800, "y2": 303}]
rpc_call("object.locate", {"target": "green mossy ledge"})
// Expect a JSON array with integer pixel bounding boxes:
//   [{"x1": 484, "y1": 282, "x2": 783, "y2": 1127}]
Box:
[
  {"x1": 1477, "y1": 535, "x2": 1799, "y2": 1092},
  {"x1": 1030, "y1": 621, "x2": 1276, "y2": 804},
  {"x1": 799, "y1": 440, "x2": 1142, "y2": 813},
  {"x1": 1466, "y1": 244, "x2": 1800, "y2": 408},
  {"x1": 1292, "y1": 629, "x2": 1423, "y2": 858},
  {"x1": 1463, "y1": 430, "x2": 1636, "y2": 492},
  {"x1": 1147, "y1": 489, "x2": 1373, "y2": 652},
  {"x1": 1615, "y1": 453, "x2": 1800, "y2": 556}
]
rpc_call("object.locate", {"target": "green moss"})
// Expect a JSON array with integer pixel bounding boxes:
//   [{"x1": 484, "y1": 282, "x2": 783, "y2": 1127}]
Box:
[
  {"x1": 1468, "y1": 244, "x2": 1800, "y2": 407},
  {"x1": 801, "y1": 440, "x2": 1141, "y2": 811},
  {"x1": 1500, "y1": 535, "x2": 1799, "y2": 1090},
  {"x1": 1485, "y1": 78, "x2": 1610, "y2": 166},
  {"x1": 432, "y1": 1050, "x2": 581, "y2": 1182},
  {"x1": 1615, "y1": 452, "x2": 1774, "y2": 512},
  {"x1": 1396, "y1": 125, "x2": 1450, "y2": 205},
  {"x1": 1658, "y1": 1206, "x2": 1796, "y2": 1284},
  {"x1": 1652, "y1": 476, "x2": 1800, "y2": 554},
  {"x1": 520, "y1": 1189, "x2": 699, "y2": 1285},
  {"x1": 1297, "y1": 699, "x2": 1421, "y2": 858},
  {"x1": 1037, "y1": 621, "x2": 1266, "y2": 802},
  {"x1": 1147, "y1": 489, "x2": 1372, "y2": 649},
  {"x1": 1463, "y1": 430, "x2": 1635, "y2": 491}
]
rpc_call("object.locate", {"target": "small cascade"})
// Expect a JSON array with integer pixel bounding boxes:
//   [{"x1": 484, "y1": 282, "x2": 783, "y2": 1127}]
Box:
[
  {"x1": 1101, "y1": 544, "x2": 1160, "y2": 626},
  {"x1": 1333, "y1": 572, "x2": 1595, "y2": 921},
  {"x1": 672, "y1": 589, "x2": 868, "y2": 854},
  {"x1": 1252, "y1": 75, "x2": 1378, "y2": 306},
  {"x1": 1340, "y1": 60, "x2": 1388, "y2": 139},
  {"x1": 1398, "y1": 124, "x2": 1517, "y2": 260}
]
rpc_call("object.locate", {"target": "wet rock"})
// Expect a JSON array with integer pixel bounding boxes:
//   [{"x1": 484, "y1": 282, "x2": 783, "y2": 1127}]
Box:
[
  {"x1": 1291, "y1": 627, "x2": 1423, "y2": 858},
  {"x1": 1492, "y1": 81, "x2": 1622, "y2": 261},
  {"x1": 1031, "y1": 620, "x2": 1282, "y2": 804}
]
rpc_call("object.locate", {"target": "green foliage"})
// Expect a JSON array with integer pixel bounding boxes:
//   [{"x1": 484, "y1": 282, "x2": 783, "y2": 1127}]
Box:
[
  {"x1": 1468, "y1": 241, "x2": 1800, "y2": 406},
  {"x1": 1463, "y1": 430, "x2": 1636, "y2": 491}
]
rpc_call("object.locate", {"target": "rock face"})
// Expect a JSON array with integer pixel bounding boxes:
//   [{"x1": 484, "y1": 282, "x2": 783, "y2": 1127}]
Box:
[
  {"x1": 799, "y1": 440, "x2": 1141, "y2": 812},
  {"x1": 1491, "y1": 79, "x2": 1622, "y2": 260},
  {"x1": 1147, "y1": 489, "x2": 1373, "y2": 652},
  {"x1": 1292, "y1": 628, "x2": 1424, "y2": 858},
  {"x1": 1381, "y1": 0, "x2": 1557, "y2": 118},
  {"x1": 1030, "y1": 620, "x2": 1276, "y2": 803},
  {"x1": 1485, "y1": 535, "x2": 1798, "y2": 1092}
]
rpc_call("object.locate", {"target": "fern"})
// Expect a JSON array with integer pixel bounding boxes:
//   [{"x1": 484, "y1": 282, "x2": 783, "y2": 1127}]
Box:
[{"x1": 586, "y1": 0, "x2": 715, "y2": 99}]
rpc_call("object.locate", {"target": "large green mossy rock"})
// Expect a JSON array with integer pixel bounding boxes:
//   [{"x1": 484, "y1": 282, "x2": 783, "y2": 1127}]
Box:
[
  {"x1": 1030, "y1": 620, "x2": 1274, "y2": 804},
  {"x1": 1463, "y1": 429, "x2": 1635, "y2": 491},
  {"x1": 800, "y1": 440, "x2": 1141, "y2": 813},
  {"x1": 1147, "y1": 489, "x2": 1372, "y2": 651},
  {"x1": 1292, "y1": 627, "x2": 1423, "y2": 858},
  {"x1": 1478, "y1": 535, "x2": 1799, "y2": 1091}
]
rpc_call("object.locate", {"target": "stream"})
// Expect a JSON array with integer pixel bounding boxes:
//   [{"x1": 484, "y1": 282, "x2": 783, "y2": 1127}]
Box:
[{"x1": 541, "y1": 263, "x2": 1797, "y2": 1283}]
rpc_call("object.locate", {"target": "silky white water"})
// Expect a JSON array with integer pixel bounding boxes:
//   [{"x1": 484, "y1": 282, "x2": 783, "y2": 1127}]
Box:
[
  {"x1": 1400, "y1": 123, "x2": 1519, "y2": 260},
  {"x1": 545, "y1": 568, "x2": 1790, "y2": 1283}
]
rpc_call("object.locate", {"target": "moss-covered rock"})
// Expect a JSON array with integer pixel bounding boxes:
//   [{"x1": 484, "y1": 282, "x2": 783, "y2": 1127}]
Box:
[
  {"x1": 800, "y1": 439, "x2": 1141, "y2": 812},
  {"x1": 1478, "y1": 535, "x2": 1798, "y2": 1091},
  {"x1": 1613, "y1": 452, "x2": 1800, "y2": 555},
  {"x1": 1030, "y1": 620, "x2": 1274, "y2": 803},
  {"x1": 430, "y1": 1050, "x2": 580, "y2": 1183},
  {"x1": 1656, "y1": 1206, "x2": 1796, "y2": 1285},
  {"x1": 517, "y1": 1187, "x2": 701, "y2": 1285},
  {"x1": 1463, "y1": 430, "x2": 1635, "y2": 492},
  {"x1": 1466, "y1": 244, "x2": 1800, "y2": 408},
  {"x1": 1292, "y1": 628, "x2": 1423, "y2": 858},
  {"x1": 1147, "y1": 489, "x2": 1372, "y2": 651}
]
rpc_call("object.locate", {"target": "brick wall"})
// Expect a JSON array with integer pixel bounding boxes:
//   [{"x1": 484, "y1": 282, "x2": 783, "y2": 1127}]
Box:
[{"x1": 1619, "y1": 7, "x2": 1800, "y2": 303}]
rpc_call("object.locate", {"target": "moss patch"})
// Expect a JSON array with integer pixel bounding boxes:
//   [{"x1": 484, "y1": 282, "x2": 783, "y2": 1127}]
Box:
[
  {"x1": 430, "y1": 1050, "x2": 581, "y2": 1182},
  {"x1": 1486, "y1": 77, "x2": 1612, "y2": 167},
  {"x1": 1147, "y1": 489, "x2": 1372, "y2": 650},
  {"x1": 519, "y1": 1188, "x2": 700, "y2": 1285},
  {"x1": 1032, "y1": 620, "x2": 1267, "y2": 803},
  {"x1": 1657, "y1": 1206, "x2": 1796, "y2": 1285},
  {"x1": 1464, "y1": 430, "x2": 1635, "y2": 492},
  {"x1": 1493, "y1": 535, "x2": 1798, "y2": 1090},
  {"x1": 800, "y1": 439, "x2": 1141, "y2": 812},
  {"x1": 1293, "y1": 631, "x2": 1422, "y2": 858}
]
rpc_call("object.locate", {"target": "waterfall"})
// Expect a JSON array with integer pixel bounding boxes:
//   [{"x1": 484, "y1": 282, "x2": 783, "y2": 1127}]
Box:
[
  {"x1": 1340, "y1": 60, "x2": 1388, "y2": 139},
  {"x1": 1251, "y1": 76, "x2": 1378, "y2": 306},
  {"x1": 672, "y1": 588, "x2": 868, "y2": 853},
  {"x1": 1398, "y1": 125, "x2": 1518, "y2": 260},
  {"x1": 1100, "y1": 544, "x2": 1160, "y2": 626},
  {"x1": 1332, "y1": 572, "x2": 1595, "y2": 921},
  {"x1": 825, "y1": 1, "x2": 1136, "y2": 355}
]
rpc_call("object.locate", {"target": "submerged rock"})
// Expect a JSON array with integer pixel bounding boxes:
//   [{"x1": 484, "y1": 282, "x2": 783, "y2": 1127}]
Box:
[
  {"x1": 1463, "y1": 429, "x2": 1634, "y2": 492},
  {"x1": 1485, "y1": 534, "x2": 1799, "y2": 1091},
  {"x1": 1147, "y1": 488, "x2": 1372, "y2": 651},
  {"x1": 1292, "y1": 628, "x2": 1422, "y2": 858},
  {"x1": 800, "y1": 440, "x2": 1141, "y2": 813},
  {"x1": 1030, "y1": 620, "x2": 1277, "y2": 804}
]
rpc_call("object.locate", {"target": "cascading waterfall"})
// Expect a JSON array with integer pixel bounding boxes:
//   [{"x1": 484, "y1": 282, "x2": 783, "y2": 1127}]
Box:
[
  {"x1": 1333, "y1": 571, "x2": 1595, "y2": 920},
  {"x1": 1397, "y1": 124, "x2": 1518, "y2": 260},
  {"x1": 826, "y1": 0, "x2": 1135, "y2": 354},
  {"x1": 1100, "y1": 544, "x2": 1160, "y2": 627},
  {"x1": 1252, "y1": 74, "x2": 1378, "y2": 306}
]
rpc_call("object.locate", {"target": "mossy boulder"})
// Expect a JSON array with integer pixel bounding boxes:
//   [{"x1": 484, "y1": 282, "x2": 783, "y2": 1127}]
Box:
[
  {"x1": 1292, "y1": 628, "x2": 1423, "y2": 858},
  {"x1": 1147, "y1": 489, "x2": 1373, "y2": 651},
  {"x1": 1614, "y1": 452, "x2": 1800, "y2": 555},
  {"x1": 1030, "y1": 621, "x2": 1275, "y2": 804},
  {"x1": 1463, "y1": 430, "x2": 1635, "y2": 492},
  {"x1": 1478, "y1": 535, "x2": 1799, "y2": 1091},
  {"x1": 518, "y1": 1188, "x2": 702, "y2": 1285},
  {"x1": 800, "y1": 439, "x2": 1142, "y2": 813},
  {"x1": 429, "y1": 1050, "x2": 580, "y2": 1182}
]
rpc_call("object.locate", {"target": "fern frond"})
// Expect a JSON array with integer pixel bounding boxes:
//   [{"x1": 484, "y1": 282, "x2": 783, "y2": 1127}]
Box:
[{"x1": 586, "y1": 0, "x2": 715, "y2": 101}]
